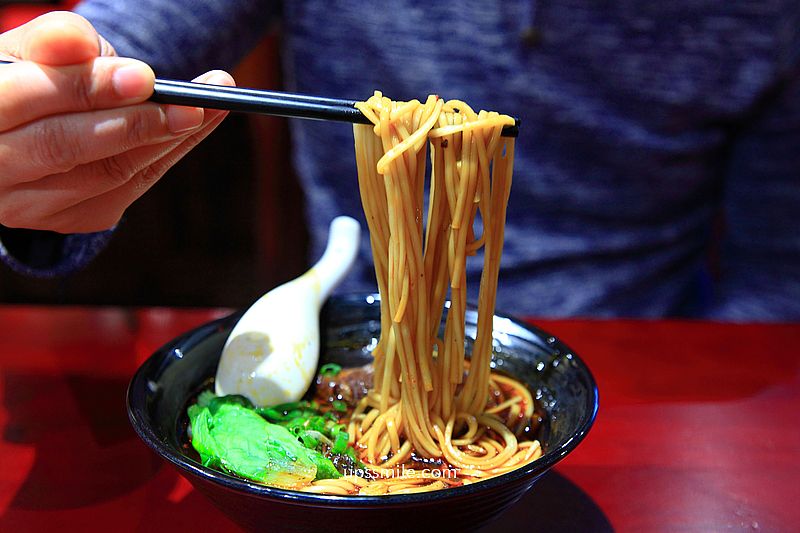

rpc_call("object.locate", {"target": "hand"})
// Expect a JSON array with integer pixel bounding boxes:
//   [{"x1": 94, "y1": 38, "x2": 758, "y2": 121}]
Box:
[{"x1": 0, "y1": 11, "x2": 235, "y2": 233}]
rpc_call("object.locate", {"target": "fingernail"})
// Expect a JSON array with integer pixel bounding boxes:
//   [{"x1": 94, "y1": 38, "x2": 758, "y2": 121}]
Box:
[
  {"x1": 112, "y1": 63, "x2": 153, "y2": 100},
  {"x1": 166, "y1": 105, "x2": 204, "y2": 133},
  {"x1": 208, "y1": 73, "x2": 234, "y2": 85},
  {"x1": 193, "y1": 69, "x2": 234, "y2": 86}
]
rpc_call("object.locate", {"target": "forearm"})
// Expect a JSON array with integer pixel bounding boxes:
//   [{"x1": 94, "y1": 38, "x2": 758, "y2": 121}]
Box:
[
  {"x1": 0, "y1": 6, "x2": 247, "y2": 279},
  {"x1": 74, "y1": 0, "x2": 279, "y2": 78}
]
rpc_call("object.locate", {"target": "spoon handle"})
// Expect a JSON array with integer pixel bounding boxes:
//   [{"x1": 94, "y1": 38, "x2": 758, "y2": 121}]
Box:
[{"x1": 311, "y1": 216, "x2": 361, "y2": 302}]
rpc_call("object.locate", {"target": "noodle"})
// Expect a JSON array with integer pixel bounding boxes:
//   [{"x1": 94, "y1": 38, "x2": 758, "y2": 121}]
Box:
[
  {"x1": 297, "y1": 373, "x2": 542, "y2": 495},
  {"x1": 301, "y1": 92, "x2": 537, "y2": 495}
]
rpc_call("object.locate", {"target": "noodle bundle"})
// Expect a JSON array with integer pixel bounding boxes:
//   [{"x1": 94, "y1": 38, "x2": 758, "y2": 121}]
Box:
[{"x1": 299, "y1": 92, "x2": 541, "y2": 494}]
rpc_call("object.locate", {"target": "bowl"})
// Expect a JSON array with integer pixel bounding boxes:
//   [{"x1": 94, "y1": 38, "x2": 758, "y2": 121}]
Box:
[{"x1": 127, "y1": 294, "x2": 598, "y2": 533}]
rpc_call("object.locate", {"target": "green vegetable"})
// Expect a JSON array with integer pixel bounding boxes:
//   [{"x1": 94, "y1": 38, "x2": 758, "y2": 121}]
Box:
[
  {"x1": 207, "y1": 393, "x2": 253, "y2": 412},
  {"x1": 257, "y1": 400, "x2": 319, "y2": 423},
  {"x1": 188, "y1": 395, "x2": 340, "y2": 487},
  {"x1": 196, "y1": 389, "x2": 217, "y2": 408},
  {"x1": 344, "y1": 446, "x2": 363, "y2": 468},
  {"x1": 306, "y1": 448, "x2": 341, "y2": 479},
  {"x1": 331, "y1": 430, "x2": 349, "y2": 454},
  {"x1": 319, "y1": 363, "x2": 342, "y2": 377},
  {"x1": 332, "y1": 400, "x2": 348, "y2": 412},
  {"x1": 298, "y1": 430, "x2": 321, "y2": 449}
]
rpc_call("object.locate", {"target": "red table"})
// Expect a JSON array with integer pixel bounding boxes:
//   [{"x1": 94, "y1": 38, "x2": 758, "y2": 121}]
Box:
[{"x1": 0, "y1": 306, "x2": 798, "y2": 531}]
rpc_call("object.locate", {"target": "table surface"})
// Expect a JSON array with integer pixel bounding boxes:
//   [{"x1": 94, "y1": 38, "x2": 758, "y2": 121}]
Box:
[{"x1": 0, "y1": 305, "x2": 797, "y2": 532}]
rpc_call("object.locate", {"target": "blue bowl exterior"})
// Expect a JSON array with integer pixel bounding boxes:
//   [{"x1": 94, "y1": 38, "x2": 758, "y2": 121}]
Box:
[{"x1": 127, "y1": 294, "x2": 598, "y2": 533}]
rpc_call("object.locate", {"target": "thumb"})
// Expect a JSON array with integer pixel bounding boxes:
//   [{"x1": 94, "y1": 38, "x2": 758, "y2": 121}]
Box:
[{"x1": 0, "y1": 11, "x2": 103, "y2": 66}]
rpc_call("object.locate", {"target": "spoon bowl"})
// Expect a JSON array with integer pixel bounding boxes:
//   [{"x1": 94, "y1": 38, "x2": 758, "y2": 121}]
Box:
[{"x1": 215, "y1": 216, "x2": 360, "y2": 405}]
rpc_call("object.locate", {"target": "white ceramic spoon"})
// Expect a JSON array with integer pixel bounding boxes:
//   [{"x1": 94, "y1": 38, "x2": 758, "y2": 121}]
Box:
[{"x1": 215, "y1": 216, "x2": 360, "y2": 406}]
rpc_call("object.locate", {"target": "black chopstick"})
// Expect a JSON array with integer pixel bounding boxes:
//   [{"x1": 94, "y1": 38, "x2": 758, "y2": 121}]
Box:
[
  {"x1": 155, "y1": 79, "x2": 358, "y2": 107},
  {"x1": 153, "y1": 79, "x2": 519, "y2": 137},
  {"x1": 0, "y1": 60, "x2": 519, "y2": 137},
  {"x1": 150, "y1": 78, "x2": 372, "y2": 125}
]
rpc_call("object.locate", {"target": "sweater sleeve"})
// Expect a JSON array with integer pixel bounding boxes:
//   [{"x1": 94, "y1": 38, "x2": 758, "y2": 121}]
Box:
[
  {"x1": 0, "y1": 226, "x2": 114, "y2": 278},
  {"x1": 74, "y1": 0, "x2": 279, "y2": 78}
]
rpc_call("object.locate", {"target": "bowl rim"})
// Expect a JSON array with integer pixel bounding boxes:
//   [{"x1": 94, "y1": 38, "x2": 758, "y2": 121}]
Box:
[{"x1": 127, "y1": 294, "x2": 599, "y2": 507}]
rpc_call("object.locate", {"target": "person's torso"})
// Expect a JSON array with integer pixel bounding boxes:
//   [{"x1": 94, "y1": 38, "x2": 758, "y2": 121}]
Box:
[{"x1": 281, "y1": 0, "x2": 789, "y2": 317}]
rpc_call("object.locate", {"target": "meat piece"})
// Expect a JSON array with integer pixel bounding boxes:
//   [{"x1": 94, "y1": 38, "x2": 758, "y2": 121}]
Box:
[{"x1": 315, "y1": 364, "x2": 374, "y2": 406}]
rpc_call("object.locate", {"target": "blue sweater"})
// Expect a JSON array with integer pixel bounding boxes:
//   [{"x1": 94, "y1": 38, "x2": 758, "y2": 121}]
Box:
[{"x1": 2, "y1": 1, "x2": 799, "y2": 320}]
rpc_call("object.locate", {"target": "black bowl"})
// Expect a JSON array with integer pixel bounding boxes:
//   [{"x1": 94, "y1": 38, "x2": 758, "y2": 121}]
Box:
[{"x1": 127, "y1": 294, "x2": 598, "y2": 533}]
